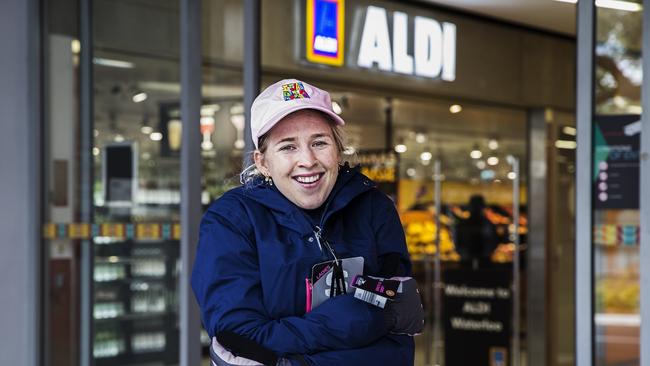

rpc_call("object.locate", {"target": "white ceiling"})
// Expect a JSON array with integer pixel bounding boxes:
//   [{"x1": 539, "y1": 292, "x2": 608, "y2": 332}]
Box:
[{"x1": 419, "y1": 0, "x2": 577, "y2": 36}]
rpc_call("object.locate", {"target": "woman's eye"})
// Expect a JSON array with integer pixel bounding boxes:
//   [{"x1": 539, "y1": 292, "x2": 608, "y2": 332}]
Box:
[
  {"x1": 313, "y1": 140, "x2": 329, "y2": 147},
  {"x1": 279, "y1": 145, "x2": 296, "y2": 151}
]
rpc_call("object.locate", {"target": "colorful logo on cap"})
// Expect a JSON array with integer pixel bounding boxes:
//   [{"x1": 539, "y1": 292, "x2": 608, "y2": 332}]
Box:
[{"x1": 282, "y1": 82, "x2": 311, "y2": 101}]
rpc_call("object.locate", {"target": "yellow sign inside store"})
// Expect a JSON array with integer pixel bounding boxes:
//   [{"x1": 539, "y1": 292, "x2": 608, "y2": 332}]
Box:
[{"x1": 43, "y1": 223, "x2": 182, "y2": 240}]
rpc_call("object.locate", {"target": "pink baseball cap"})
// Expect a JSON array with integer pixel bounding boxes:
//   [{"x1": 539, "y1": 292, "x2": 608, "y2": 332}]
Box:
[{"x1": 251, "y1": 79, "x2": 345, "y2": 149}]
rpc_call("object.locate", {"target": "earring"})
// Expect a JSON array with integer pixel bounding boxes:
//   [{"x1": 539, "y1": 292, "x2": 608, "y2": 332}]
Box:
[{"x1": 264, "y1": 175, "x2": 273, "y2": 186}]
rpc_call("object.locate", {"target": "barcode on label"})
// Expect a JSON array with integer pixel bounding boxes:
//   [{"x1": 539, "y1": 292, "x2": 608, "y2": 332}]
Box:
[{"x1": 354, "y1": 288, "x2": 387, "y2": 308}]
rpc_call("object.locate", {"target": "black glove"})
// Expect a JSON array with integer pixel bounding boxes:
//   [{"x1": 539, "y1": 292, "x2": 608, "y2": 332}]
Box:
[{"x1": 382, "y1": 277, "x2": 425, "y2": 336}]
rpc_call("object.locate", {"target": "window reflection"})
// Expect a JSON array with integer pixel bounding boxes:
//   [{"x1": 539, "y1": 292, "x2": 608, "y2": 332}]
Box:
[{"x1": 595, "y1": 5, "x2": 642, "y2": 114}]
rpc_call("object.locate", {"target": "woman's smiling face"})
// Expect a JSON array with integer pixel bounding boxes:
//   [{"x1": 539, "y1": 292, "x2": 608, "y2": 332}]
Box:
[{"x1": 254, "y1": 110, "x2": 340, "y2": 210}]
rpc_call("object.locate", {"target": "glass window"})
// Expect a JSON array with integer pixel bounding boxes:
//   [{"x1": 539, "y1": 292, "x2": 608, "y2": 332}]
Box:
[
  {"x1": 200, "y1": 0, "x2": 245, "y2": 355},
  {"x1": 593, "y1": 3, "x2": 642, "y2": 365},
  {"x1": 92, "y1": 0, "x2": 182, "y2": 363}
]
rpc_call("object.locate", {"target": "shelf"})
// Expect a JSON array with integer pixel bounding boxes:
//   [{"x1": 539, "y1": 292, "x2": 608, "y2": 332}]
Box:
[{"x1": 95, "y1": 311, "x2": 173, "y2": 322}]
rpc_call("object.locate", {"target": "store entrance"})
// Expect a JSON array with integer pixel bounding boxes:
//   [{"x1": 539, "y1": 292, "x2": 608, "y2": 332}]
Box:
[{"x1": 326, "y1": 89, "x2": 528, "y2": 366}]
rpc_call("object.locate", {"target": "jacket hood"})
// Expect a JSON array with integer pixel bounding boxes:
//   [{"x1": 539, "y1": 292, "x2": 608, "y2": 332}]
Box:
[{"x1": 239, "y1": 163, "x2": 376, "y2": 232}]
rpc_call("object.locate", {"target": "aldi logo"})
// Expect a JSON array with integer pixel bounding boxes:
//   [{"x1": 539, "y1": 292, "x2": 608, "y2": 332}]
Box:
[{"x1": 306, "y1": 0, "x2": 345, "y2": 66}]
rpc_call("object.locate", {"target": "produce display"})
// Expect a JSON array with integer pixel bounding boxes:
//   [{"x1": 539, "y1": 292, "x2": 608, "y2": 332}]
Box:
[
  {"x1": 400, "y1": 204, "x2": 527, "y2": 263},
  {"x1": 596, "y1": 275, "x2": 640, "y2": 313},
  {"x1": 400, "y1": 210, "x2": 460, "y2": 262}
]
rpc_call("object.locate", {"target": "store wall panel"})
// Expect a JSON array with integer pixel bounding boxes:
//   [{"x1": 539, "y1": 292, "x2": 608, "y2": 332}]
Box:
[
  {"x1": 93, "y1": 0, "x2": 180, "y2": 57},
  {"x1": 0, "y1": 0, "x2": 41, "y2": 365},
  {"x1": 521, "y1": 32, "x2": 576, "y2": 109},
  {"x1": 93, "y1": 0, "x2": 244, "y2": 65}
]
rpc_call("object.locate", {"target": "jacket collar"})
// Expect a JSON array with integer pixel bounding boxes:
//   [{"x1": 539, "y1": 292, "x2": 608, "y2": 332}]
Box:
[{"x1": 242, "y1": 164, "x2": 376, "y2": 235}]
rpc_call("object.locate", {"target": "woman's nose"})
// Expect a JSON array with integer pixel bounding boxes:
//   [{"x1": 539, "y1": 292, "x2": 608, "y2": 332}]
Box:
[{"x1": 296, "y1": 148, "x2": 317, "y2": 167}]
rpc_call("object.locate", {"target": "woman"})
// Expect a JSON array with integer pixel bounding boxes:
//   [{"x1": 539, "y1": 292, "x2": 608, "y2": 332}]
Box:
[{"x1": 192, "y1": 79, "x2": 422, "y2": 366}]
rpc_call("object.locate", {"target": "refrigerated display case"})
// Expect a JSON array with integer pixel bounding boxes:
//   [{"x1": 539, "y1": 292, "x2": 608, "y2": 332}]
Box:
[{"x1": 93, "y1": 237, "x2": 180, "y2": 365}]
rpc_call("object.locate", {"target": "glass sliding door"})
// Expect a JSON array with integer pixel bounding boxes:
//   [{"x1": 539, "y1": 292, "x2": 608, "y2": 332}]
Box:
[{"x1": 390, "y1": 97, "x2": 527, "y2": 366}]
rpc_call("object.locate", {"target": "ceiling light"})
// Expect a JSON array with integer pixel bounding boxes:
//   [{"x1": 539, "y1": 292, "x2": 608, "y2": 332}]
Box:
[
  {"x1": 494, "y1": 179, "x2": 502, "y2": 183},
  {"x1": 230, "y1": 104, "x2": 244, "y2": 115},
  {"x1": 92, "y1": 147, "x2": 100, "y2": 156},
  {"x1": 476, "y1": 160, "x2": 486, "y2": 170},
  {"x1": 470, "y1": 144, "x2": 482, "y2": 159},
  {"x1": 555, "y1": 140, "x2": 577, "y2": 149},
  {"x1": 563, "y1": 126, "x2": 577, "y2": 136},
  {"x1": 132, "y1": 92, "x2": 147, "y2": 103},
  {"x1": 234, "y1": 139, "x2": 245, "y2": 149},
  {"x1": 332, "y1": 101, "x2": 342, "y2": 115},
  {"x1": 141, "y1": 125, "x2": 153, "y2": 134},
  {"x1": 201, "y1": 104, "x2": 221, "y2": 116},
  {"x1": 142, "y1": 152, "x2": 151, "y2": 160},
  {"x1": 406, "y1": 168, "x2": 416, "y2": 177},
  {"x1": 395, "y1": 144, "x2": 407, "y2": 154},
  {"x1": 150, "y1": 132, "x2": 163, "y2": 141},
  {"x1": 596, "y1": 0, "x2": 642, "y2": 12},
  {"x1": 420, "y1": 151, "x2": 432, "y2": 161},
  {"x1": 415, "y1": 133, "x2": 427, "y2": 144},
  {"x1": 201, "y1": 140, "x2": 214, "y2": 151},
  {"x1": 230, "y1": 114, "x2": 245, "y2": 131},
  {"x1": 507, "y1": 172, "x2": 517, "y2": 180},
  {"x1": 71, "y1": 39, "x2": 81, "y2": 54},
  {"x1": 488, "y1": 138, "x2": 499, "y2": 150},
  {"x1": 487, "y1": 156, "x2": 499, "y2": 166},
  {"x1": 449, "y1": 104, "x2": 462, "y2": 114},
  {"x1": 93, "y1": 57, "x2": 135, "y2": 69},
  {"x1": 553, "y1": 0, "x2": 642, "y2": 12},
  {"x1": 480, "y1": 169, "x2": 495, "y2": 180},
  {"x1": 114, "y1": 134, "x2": 124, "y2": 142},
  {"x1": 93, "y1": 129, "x2": 99, "y2": 137},
  {"x1": 201, "y1": 116, "x2": 215, "y2": 126}
]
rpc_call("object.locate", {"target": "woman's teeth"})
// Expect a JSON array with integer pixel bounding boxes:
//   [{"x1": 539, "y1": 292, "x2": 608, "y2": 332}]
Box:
[{"x1": 295, "y1": 174, "x2": 321, "y2": 184}]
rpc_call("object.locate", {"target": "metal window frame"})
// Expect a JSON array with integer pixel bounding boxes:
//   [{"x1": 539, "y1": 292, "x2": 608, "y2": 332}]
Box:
[
  {"x1": 179, "y1": 0, "x2": 202, "y2": 365},
  {"x1": 526, "y1": 109, "x2": 547, "y2": 366},
  {"x1": 640, "y1": 4, "x2": 650, "y2": 366},
  {"x1": 575, "y1": 1, "x2": 595, "y2": 366},
  {"x1": 243, "y1": 0, "x2": 260, "y2": 159},
  {"x1": 79, "y1": 0, "x2": 94, "y2": 365}
]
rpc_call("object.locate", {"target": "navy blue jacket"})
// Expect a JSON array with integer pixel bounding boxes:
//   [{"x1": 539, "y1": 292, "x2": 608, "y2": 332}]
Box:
[{"x1": 191, "y1": 166, "x2": 414, "y2": 365}]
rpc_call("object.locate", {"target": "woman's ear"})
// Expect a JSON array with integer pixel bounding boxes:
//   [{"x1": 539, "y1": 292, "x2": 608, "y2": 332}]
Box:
[{"x1": 253, "y1": 150, "x2": 269, "y2": 176}]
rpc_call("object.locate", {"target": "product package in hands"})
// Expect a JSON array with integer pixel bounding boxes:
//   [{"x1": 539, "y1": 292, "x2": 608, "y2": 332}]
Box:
[{"x1": 351, "y1": 275, "x2": 425, "y2": 336}]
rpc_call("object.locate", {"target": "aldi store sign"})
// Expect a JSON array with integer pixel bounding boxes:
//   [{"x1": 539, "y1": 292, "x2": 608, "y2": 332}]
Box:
[
  {"x1": 357, "y1": 6, "x2": 456, "y2": 81},
  {"x1": 306, "y1": 3, "x2": 457, "y2": 81}
]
